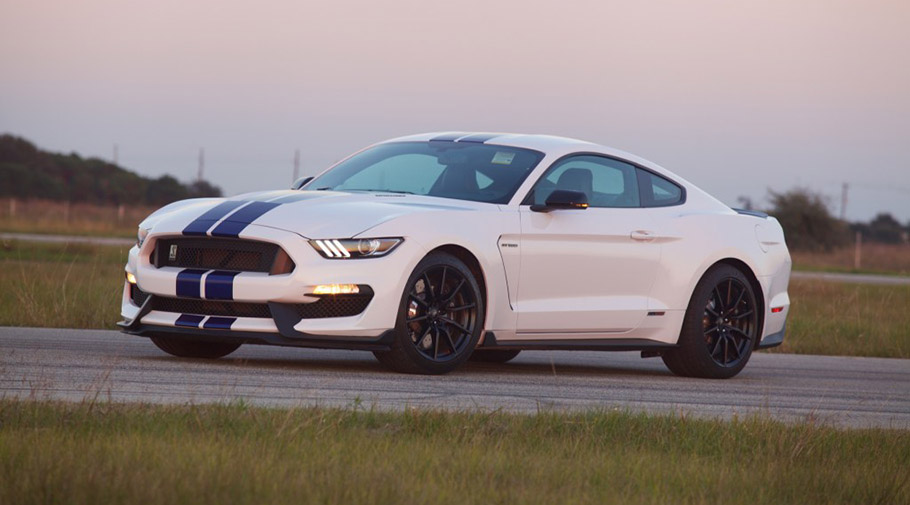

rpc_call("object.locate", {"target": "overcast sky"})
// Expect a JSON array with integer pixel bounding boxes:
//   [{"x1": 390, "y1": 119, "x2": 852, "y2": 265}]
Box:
[{"x1": 1, "y1": 0, "x2": 908, "y2": 221}]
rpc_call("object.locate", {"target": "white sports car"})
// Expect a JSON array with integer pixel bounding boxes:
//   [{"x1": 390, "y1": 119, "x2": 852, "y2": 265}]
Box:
[{"x1": 120, "y1": 132, "x2": 791, "y2": 378}]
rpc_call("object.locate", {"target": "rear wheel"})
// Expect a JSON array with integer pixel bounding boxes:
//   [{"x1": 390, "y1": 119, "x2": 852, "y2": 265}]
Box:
[
  {"x1": 150, "y1": 335, "x2": 241, "y2": 359},
  {"x1": 661, "y1": 264, "x2": 759, "y2": 379},
  {"x1": 469, "y1": 349, "x2": 521, "y2": 363},
  {"x1": 373, "y1": 252, "x2": 484, "y2": 374}
]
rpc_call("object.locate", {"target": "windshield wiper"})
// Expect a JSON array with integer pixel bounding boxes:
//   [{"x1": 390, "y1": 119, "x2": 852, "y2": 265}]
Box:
[{"x1": 345, "y1": 188, "x2": 415, "y2": 195}]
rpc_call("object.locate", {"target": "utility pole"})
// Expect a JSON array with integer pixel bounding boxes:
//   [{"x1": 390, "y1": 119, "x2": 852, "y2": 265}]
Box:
[
  {"x1": 293, "y1": 149, "x2": 300, "y2": 182},
  {"x1": 197, "y1": 148, "x2": 205, "y2": 182},
  {"x1": 840, "y1": 182, "x2": 848, "y2": 221}
]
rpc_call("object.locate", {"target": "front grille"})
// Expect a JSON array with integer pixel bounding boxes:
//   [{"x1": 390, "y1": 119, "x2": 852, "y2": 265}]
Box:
[
  {"x1": 154, "y1": 237, "x2": 293, "y2": 274},
  {"x1": 149, "y1": 295, "x2": 373, "y2": 320},
  {"x1": 130, "y1": 284, "x2": 150, "y2": 306},
  {"x1": 152, "y1": 297, "x2": 272, "y2": 318},
  {"x1": 295, "y1": 295, "x2": 373, "y2": 319}
]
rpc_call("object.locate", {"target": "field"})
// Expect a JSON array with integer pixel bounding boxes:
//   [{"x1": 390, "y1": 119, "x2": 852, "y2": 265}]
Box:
[
  {"x1": 1, "y1": 239, "x2": 908, "y2": 358},
  {"x1": 791, "y1": 242, "x2": 910, "y2": 277},
  {"x1": 0, "y1": 198, "x2": 153, "y2": 238},
  {"x1": 0, "y1": 400, "x2": 907, "y2": 505}
]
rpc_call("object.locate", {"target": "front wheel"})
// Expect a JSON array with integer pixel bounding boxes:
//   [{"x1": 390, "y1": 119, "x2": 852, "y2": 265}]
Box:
[
  {"x1": 150, "y1": 335, "x2": 241, "y2": 359},
  {"x1": 661, "y1": 265, "x2": 760, "y2": 379},
  {"x1": 373, "y1": 252, "x2": 485, "y2": 374}
]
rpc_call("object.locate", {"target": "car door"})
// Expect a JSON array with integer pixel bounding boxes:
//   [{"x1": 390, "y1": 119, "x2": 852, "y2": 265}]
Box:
[{"x1": 514, "y1": 155, "x2": 661, "y2": 336}]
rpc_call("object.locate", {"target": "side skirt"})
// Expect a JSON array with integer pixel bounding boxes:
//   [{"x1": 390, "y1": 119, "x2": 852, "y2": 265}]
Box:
[{"x1": 478, "y1": 331, "x2": 679, "y2": 352}]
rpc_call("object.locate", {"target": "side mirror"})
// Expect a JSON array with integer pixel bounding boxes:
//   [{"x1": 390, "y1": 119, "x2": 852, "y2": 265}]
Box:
[
  {"x1": 291, "y1": 176, "x2": 314, "y2": 190},
  {"x1": 530, "y1": 190, "x2": 589, "y2": 212}
]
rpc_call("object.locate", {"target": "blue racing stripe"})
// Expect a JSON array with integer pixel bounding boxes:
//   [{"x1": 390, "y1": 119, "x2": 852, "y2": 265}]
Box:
[
  {"x1": 204, "y1": 270, "x2": 241, "y2": 300},
  {"x1": 429, "y1": 132, "x2": 468, "y2": 142},
  {"x1": 203, "y1": 317, "x2": 236, "y2": 330},
  {"x1": 175, "y1": 314, "x2": 205, "y2": 328},
  {"x1": 456, "y1": 133, "x2": 502, "y2": 143},
  {"x1": 182, "y1": 200, "x2": 248, "y2": 236},
  {"x1": 210, "y1": 201, "x2": 281, "y2": 238},
  {"x1": 176, "y1": 268, "x2": 207, "y2": 298}
]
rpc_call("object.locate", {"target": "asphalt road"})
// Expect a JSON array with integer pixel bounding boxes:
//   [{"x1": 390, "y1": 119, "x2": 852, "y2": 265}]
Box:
[{"x1": 2, "y1": 327, "x2": 908, "y2": 429}]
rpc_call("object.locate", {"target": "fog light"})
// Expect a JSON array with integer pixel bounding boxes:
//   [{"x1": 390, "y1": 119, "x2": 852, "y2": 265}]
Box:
[
  {"x1": 126, "y1": 272, "x2": 137, "y2": 285},
  {"x1": 312, "y1": 284, "x2": 360, "y2": 295}
]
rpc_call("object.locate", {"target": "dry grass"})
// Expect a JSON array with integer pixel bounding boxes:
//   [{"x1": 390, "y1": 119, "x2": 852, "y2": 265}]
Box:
[
  {"x1": 0, "y1": 400, "x2": 908, "y2": 505},
  {"x1": 0, "y1": 198, "x2": 155, "y2": 238},
  {"x1": 769, "y1": 278, "x2": 910, "y2": 358},
  {"x1": 791, "y1": 242, "x2": 910, "y2": 277},
  {"x1": 0, "y1": 240, "x2": 126, "y2": 328}
]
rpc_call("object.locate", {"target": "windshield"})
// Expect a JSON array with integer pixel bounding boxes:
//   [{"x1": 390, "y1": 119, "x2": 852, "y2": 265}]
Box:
[{"x1": 309, "y1": 142, "x2": 545, "y2": 204}]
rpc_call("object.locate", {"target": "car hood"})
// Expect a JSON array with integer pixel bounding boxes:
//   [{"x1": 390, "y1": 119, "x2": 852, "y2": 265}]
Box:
[{"x1": 144, "y1": 190, "x2": 487, "y2": 239}]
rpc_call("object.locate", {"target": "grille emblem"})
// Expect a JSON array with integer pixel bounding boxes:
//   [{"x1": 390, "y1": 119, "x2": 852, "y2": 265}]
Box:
[{"x1": 169, "y1": 244, "x2": 178, "y2": 261}]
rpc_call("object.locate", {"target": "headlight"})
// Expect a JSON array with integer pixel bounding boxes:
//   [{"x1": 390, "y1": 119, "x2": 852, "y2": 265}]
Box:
[
  {"x1": 137, "y1": 227, "x2": 150, "y2": 247},
  {"x1": 309, "y1": 238, "x2": 402, "y2": 259}
]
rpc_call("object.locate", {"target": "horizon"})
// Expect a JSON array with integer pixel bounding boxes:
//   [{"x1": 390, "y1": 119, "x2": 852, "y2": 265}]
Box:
[{"x1": 1, "y1": 0, "x2": 908, "y2": 221}]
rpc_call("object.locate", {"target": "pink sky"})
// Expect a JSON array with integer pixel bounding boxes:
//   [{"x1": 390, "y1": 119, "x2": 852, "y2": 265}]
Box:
[{"x1": 1, "y1": 0, "x2": 908, "y2": 220}]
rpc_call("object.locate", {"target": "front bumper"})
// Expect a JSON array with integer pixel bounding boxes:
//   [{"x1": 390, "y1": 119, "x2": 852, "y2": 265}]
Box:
[{"x1": 120, "y1": 224, "x2": 427, "y2": 342}]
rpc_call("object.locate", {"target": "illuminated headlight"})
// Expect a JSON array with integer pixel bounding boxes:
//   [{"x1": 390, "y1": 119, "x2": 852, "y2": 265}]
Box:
[
  {"x1": 309, "y1": 238, "x2": 402, "y2": 259},
  {"x1": 137, "y1": 227, "x2": 150, "y2": 247},
  {"x1": 125, "y1": 272, "x2": 137, "y2": 285}
]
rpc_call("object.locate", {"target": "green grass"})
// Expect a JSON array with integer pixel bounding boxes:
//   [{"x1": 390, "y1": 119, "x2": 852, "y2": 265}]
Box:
[
  {"x1": 0, "y1": 241, "x2": 126, "y2": 329},
  {"x1": 0, "y1": 400, "x2": 907, "y2": 505},
  {"x1": 772, "y1": 278, "x2": 910, "y2": 358},
  {"x1": 1, "y1": 241, "x2": 908, "y2": 358}
]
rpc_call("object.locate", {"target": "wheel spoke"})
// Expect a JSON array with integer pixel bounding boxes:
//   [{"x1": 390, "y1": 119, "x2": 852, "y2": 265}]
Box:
[
  {"x1": 448, "y1": 303, "x2": 476, "y2": 312},
  {"x1": 422, "y1": 273, "x2": 435, "y2": 301},
  {"x1": 729, "y1": 326, "x2": 753, "y2": 340},
  {"x1": 730, "y1": 286, "x2": 746, "y2": 314},
  {"x1": 713, "y1": 287, "x2": 726, "y2": 312},
  {"x1": 439, "y1": 266, "x2": 447, "y2": 299},
  {"x1": 407, "y1": 315, "x2": 428, "y2": 323},
  {"x1": 433, "y1": 327, "x2": 440, "y2": 359},
  {"x1": 726, "y1": 279, "x2": 733, "y2": 309},
  {"x1": 723, "y1": 335, "x2": 730, "y2": 364},
  {"x1": 409, "y1": 293, "x2": 428, "y2": 307},
  {"x1": 705, "y1": 325, "x2": 719, "y2": 334},
  {"x1": 711, "y1": 335, "x2": 724, "y2": 356},
  {"x1": 439, "y1": 316, "x2": 471, "y2": 336},
  {"x1": 730, "y1": 310, "x2": 753, "y2": 320},
  {"x1": 442, "y1": 279, "x2": 465, "y2": 304},
  {"x1": 706, "y1": 305, "x2": 720, "y2": 317},
  {"x1": 443, "y1": 328, "x2": 458, "y2": 354},
  {"x1": 730, "y1": 339, "x2": 742, "y2": 359}
]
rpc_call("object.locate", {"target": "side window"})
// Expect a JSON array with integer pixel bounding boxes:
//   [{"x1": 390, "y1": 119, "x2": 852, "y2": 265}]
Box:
[
  {"x1": 638, "y1": 169, "x2": 683, "y2": 207},
  {"x1": 523, "y1": 155, "x2": 640, "y2": 208}
]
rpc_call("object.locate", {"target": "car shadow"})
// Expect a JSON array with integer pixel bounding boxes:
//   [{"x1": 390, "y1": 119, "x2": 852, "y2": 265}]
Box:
[{"x1": 136, "y1": 348, "x2": 674, "y2": 379}]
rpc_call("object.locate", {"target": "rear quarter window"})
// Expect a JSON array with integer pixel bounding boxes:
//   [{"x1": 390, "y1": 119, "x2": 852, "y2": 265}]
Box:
[{"x1": 638, "y1": 169, "x2": 684, "y2": 207}]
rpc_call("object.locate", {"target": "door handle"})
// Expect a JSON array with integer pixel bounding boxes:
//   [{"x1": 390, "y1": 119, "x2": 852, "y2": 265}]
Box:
[{"x1": 630, "y1": 230, "x2": 656, "y2": 241}]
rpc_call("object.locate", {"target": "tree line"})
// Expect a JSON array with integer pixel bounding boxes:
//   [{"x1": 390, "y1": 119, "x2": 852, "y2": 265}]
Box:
[
  {"x1": 742, "y1": 188, "x2": 909, "y2": 251},
  {"x1": 0, "y1": 134, "x2": 222, "y2": 206}
]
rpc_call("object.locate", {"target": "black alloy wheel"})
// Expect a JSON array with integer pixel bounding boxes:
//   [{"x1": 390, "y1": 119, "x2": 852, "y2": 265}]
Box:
[
  {"x1": 661, "y1": 264, "x2": 760, "y2": 379},
  {"x1": 373, "y1": 252, "x2": 484, "y2": 374},
  {"x1": 703, "y1": 277, "x2": 757, "y2": 367}
]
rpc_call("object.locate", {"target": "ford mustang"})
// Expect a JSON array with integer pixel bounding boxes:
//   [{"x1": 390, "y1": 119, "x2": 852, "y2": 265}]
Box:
[{"x1": 119, "y1": 132, "x2": 791, "y2": 378}]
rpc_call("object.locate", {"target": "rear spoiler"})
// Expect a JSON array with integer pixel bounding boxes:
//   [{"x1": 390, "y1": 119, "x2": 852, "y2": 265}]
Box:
[{"x1": 732, "y1": 208, "x2": 768, "y2": 219}]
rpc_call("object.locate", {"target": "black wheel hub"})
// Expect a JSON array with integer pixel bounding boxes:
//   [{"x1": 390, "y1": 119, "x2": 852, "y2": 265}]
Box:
[{"x1": 703, "y1": 277, "x2": 757, "y2": 367}]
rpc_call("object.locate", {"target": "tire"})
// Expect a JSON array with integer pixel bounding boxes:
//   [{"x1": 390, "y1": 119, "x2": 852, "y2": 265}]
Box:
[
  {"x1": 661, "y1": 264, "x2": 760, "y2": 379},
  {"x1": 373, "y1": 252, "x2": 485, "y2": 374},
  {"x1": 150, "y1": 335, "x2": 241, "y2": 359},
  {"x1": 469, "y1": 349, "x2": 521, "y2": 363}
]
